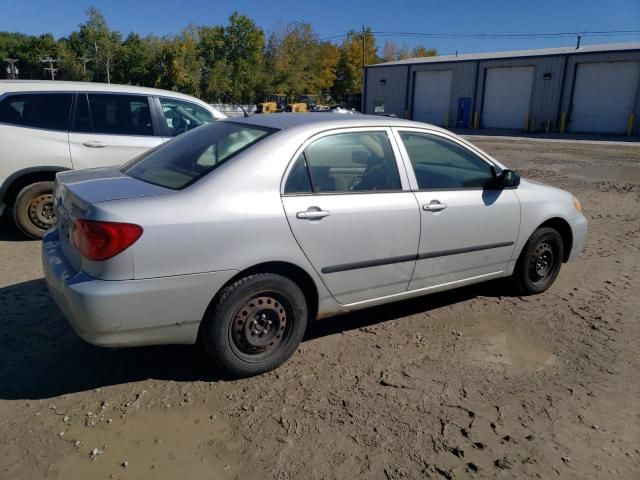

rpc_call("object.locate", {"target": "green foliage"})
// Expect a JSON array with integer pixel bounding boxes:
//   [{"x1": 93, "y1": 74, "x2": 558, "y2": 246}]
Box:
[
  {"x1": 382, "y1": 41, "x2": 437, "y2": 62},
  {"x1": 333, "y1": 28, "x2": 380, "y2": 99},
  {"x1": 264, "y1": 22, "x2": 340, "y2": 100},
  {"x1": 153, "y1": 30, "x2": 202, "y2": 96},
  {"x1": 0, "y1": 8, "x2": 436, "y2": 104}
]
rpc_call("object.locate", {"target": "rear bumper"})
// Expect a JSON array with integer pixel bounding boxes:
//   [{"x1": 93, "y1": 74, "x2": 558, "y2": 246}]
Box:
[
  {"x1": 42, "y1": 228, "x2": 237, "y2": 347},
  {"x1": 568, "y1": 214, "x2": 588, "y2": 261}
]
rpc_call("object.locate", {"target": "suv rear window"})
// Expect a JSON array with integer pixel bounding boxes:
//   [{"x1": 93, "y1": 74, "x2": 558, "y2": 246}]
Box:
[
  {"x1": 122, "y1": 122, "x2": 275, "y2": 189},
  {"x1": 0, "y1": 93, "x2": 72, "y2": 131}
]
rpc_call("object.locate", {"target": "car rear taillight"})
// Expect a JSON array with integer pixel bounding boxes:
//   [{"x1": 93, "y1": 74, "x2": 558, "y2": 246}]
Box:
[{"x1": 72, "y1": 219, "x2": 143, "y2": 261}]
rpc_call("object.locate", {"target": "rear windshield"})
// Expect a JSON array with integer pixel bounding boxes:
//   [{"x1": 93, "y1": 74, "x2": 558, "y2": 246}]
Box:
[{"x1": 122, "y1": 122, "x2": 275, "y2": 189}]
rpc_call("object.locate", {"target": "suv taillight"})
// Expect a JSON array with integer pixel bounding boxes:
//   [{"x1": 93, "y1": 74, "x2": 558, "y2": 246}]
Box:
[{"x1": 72, "y1": 219, "x2": 143, "y2": 261}]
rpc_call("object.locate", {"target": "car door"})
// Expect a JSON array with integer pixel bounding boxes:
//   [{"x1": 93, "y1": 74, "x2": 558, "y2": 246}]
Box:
[
  {"x1": 281, "y1": 128, "x2": 420, "y2": 305},
  {"x1": 68, "y1": 92, "x2": 164, "y2": 170},
  {"x1": 393, "y1": 128, "x2": 521, "y2": 290}
]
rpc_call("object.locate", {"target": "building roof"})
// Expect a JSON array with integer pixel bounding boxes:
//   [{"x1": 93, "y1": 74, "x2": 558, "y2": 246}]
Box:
[{"x1": 367, "y1": 42, "x2": 640, "y2": 67}]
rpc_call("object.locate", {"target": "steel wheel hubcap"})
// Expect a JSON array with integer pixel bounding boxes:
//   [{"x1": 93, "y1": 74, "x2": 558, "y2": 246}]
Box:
[
  {"x1": 531, "y1": 241, "x2": 554, "y2": 281},
  {"x1": 28, "y1": 194, "x2": 56, "y2": 229},
  {"x1": 232, "y1": 296, "x2": 287, "y2": 354}
]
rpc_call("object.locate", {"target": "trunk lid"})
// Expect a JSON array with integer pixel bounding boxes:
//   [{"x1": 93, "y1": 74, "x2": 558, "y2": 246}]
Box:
[{"x1": 54, "y1": 167, "x2": 173, "y2": 276}]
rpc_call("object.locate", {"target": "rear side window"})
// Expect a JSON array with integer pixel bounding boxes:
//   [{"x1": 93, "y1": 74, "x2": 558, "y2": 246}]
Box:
[
  {"x1": 72, "y1": 93, "x2": 153, "y2": 136},
  {"x1": 0, "y1": 93, "x2": 72, "y2": 131},
  {"x1": 295, "y1": 131, "x2": 402, "y2": 193},
  {"x1": 122, "y1": 122, "x2": 275, "y2": 189},
  {"x1": 284, "y1": 154, "x2": 313, "y2": 194},
  {"x1": 159, "y1": 97, "x2": 214, "y2": 136}
]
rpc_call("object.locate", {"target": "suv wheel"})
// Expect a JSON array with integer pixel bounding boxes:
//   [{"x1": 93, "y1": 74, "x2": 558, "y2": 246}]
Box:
[
  {"x1": 512, "y1": 227, "x2": 564, "y2": 295},
  {"x1": 14, "y1": 181, "x2": 56, "y2": 239},
  {"x1": 200, "y1": 273, "x2": 308, "y2": 377}
]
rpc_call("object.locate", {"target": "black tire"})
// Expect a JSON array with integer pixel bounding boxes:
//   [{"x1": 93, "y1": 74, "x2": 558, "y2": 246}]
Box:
[
  {"x1": 200, "y1": 273, "x2": 308, "y2": 377},
  {"x1": 13, "y1": 181, "x2": 56, "y2": 239},
  {"x1": 512, "y1": 227, "x2": 564, "y2": 295}
]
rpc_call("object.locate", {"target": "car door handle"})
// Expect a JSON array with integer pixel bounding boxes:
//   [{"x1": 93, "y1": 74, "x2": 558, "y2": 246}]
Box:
[
  {"x1": 82, "y1": 140, "x2": 107, "y2": 148},
  {"x1": 296, "y1": 207, "x2": 330, "y2": 220},
  {"x1": 422, "y1": 201, "x2": 447, "y2": 212}
]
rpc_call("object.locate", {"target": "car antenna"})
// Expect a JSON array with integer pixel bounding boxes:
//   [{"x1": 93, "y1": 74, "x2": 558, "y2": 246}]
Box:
[{"x1": 225, "y1": 93, "x2": 249, "y2": 118}]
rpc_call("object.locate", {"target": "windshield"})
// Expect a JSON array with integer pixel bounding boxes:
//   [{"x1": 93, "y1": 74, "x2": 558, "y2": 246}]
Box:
[{"x1": 122, "y1": 122, "x2": 275, "y2": 190}]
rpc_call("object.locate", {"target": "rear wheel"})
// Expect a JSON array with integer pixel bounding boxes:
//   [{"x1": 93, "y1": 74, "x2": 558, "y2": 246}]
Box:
[
  {"x1": 200, "y1": 273, "x2": 308, "y2": 377},
  {"x1": 512, "y1": 227, "x2": 564, "y2": 295},
  {"x1": 13, "y1": 181, "x2": 56, "y2": 239}
]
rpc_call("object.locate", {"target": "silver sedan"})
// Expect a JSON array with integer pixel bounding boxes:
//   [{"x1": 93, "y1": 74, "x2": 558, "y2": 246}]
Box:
[{"x1": 42, "y1": 114, "x2": 587, "y2": 376}]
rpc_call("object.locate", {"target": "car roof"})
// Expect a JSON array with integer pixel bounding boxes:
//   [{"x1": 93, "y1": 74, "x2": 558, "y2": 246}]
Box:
[
  {"x1": 0, "y1": 80, "x2": 208, "y2": 103},
  {"x1": 223, "y1": 112, "x2": 447, "y2": 134}
]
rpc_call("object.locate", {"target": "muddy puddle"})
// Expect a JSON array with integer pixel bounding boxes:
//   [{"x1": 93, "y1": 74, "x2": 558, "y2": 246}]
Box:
[
  {"x1": 50, "y1": 406, "x2": 243, "y2": 479},
  {"x1": 571, "y1": 165, "x2": 640, "y2": 182},
  {"x1": 465, "y1": 313, "x2": 557, "y2": 373}
]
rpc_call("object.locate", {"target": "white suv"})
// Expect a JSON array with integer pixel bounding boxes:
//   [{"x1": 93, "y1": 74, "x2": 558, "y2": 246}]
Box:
[{"x1": 0, "y1": 81, "x2": 225, "y2": 238}]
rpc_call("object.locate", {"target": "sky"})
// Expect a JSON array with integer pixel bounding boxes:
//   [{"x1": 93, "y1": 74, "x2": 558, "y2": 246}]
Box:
[{"x1": 1, "y1": 0, "x2": 639, "y2": 55}]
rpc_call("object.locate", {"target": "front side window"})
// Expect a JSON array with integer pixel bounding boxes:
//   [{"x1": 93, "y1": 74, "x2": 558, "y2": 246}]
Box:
[
  {"x1": 0, "y1": 93, "x2": 72, "y2": 131},
  {"x1": 293, "y1": 131, "x2": 401, "y2": 193},
  {"x1": 399, "y1": 132, "x2": 495, "y2": 189},
  {"x1": 122, "y1": 122, "x2": 274, "y2": 189},
  {"x1": 159, "y1": 98, "x2": 214, "y2": 136},
  {"x1": 73, "y1": 93, "x2": 153, "y2": 136}
]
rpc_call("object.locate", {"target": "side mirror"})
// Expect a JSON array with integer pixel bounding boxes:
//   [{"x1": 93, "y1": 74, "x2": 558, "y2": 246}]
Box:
[{"x1": 498, "y1": 169, "x2": 520, "y2": 188}]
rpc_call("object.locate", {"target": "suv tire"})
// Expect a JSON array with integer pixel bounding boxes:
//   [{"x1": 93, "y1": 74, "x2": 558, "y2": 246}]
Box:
[{"x1": 14, "y1": 181, "x2": 56, "y2": 239}]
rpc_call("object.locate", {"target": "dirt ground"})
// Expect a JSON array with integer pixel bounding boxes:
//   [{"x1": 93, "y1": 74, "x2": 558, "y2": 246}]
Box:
[{"x1": 1, "y1": 137, "x2": 639, "y2": 480}]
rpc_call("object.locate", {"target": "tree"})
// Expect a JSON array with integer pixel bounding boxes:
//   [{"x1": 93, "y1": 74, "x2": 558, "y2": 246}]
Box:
[
  {"x1": 153, "y1": 31, "x2": 202, "y2": 96},
  {"x1": 333, "y1": 28, "x2": 379, "y2": 100},
  {"x1": 57, "y1": 39, "x2": 85, "y2": 80},
  {"x1": 67, "y1": 7, "x2": 122, "y2": 83},
  {"x1": 222, "y1": 12, "x2": 265, "y2": 103},
  {"x1": 264, "y1": 22, "x2": 339, "y2": 99},
  {"x1": 112, "y1": 33, "x2": 154, "y2": 85},
  {"x1": 411, "y1": 45, "x2": 437, "y2": 58},
  {"x1": 382, "y1": 40, "x2": 411, "y2": 62},
  {"x1": 0, "y1": 32, "x2": 61, "y2": 79},
  {"x1": 198, "y1": 25, "x2": 230, "y2": 101}
]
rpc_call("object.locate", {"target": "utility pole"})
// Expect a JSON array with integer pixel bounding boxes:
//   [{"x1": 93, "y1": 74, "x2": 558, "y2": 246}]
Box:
[
  {"x1": 41, "y1": 57, "x2": 59, "y2": 80},
  {"x1": 79, "y1": 55, "x2": 93, "y2": 78},
  {"x1": 4, "y1": 58, "x2": 18, "y2": 79},
  {"x1": 361, "y1": 25, "x2": 365, "y2": 68}
]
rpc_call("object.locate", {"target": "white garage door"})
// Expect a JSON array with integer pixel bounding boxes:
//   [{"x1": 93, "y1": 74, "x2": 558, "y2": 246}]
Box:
[
  {"x1": 569, "y1": 62, "x2": 640, "y2": 134},
  {"x1": 412, "y1": 70, "x2": 452, "y2": 126},
  {"x1": 482, "y1": 66, "x2": 534, "y2": 129}
]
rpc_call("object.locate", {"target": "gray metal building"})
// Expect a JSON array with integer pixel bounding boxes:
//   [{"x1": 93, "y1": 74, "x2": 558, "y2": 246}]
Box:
[{"x1": 363, "y1": 43, "x2": 640, "y2": 135}]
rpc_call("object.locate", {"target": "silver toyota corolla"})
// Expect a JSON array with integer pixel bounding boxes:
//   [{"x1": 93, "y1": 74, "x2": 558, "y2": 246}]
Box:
[{"x1": 43, "y1": 114, "x2": 587, "y2": 377}]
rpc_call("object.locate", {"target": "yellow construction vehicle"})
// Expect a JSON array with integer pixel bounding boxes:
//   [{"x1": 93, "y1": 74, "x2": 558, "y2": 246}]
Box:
[
  {"x1": 298, "y1": 95, "x2": 330, "y2": 112},
  {"x1": 256, "y1": 94, "x2": 288, "y2": 114}
]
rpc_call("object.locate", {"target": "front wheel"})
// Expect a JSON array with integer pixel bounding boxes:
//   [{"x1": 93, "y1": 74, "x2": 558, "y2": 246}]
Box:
[
  {"x1": 200, "y1": 273, "x2": 308, "y2": 377},
  {"x1": 13, "y1": 181, "x2": 56, "y2": 239},
  {"x1": 512, "y1": 227, "x2": 564, "y2": 295}
]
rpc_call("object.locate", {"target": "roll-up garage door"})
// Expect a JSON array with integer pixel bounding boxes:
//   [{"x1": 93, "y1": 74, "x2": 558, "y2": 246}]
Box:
[
  {"x1": 412, "y1": 70, "x2": 452, "y2": 126},
  {"x1": 482, "y1": 66, "x2": 534, "y2": 129},
  {"x1": 569, "y1": 62, "x2": 640, "y2": 134}
]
